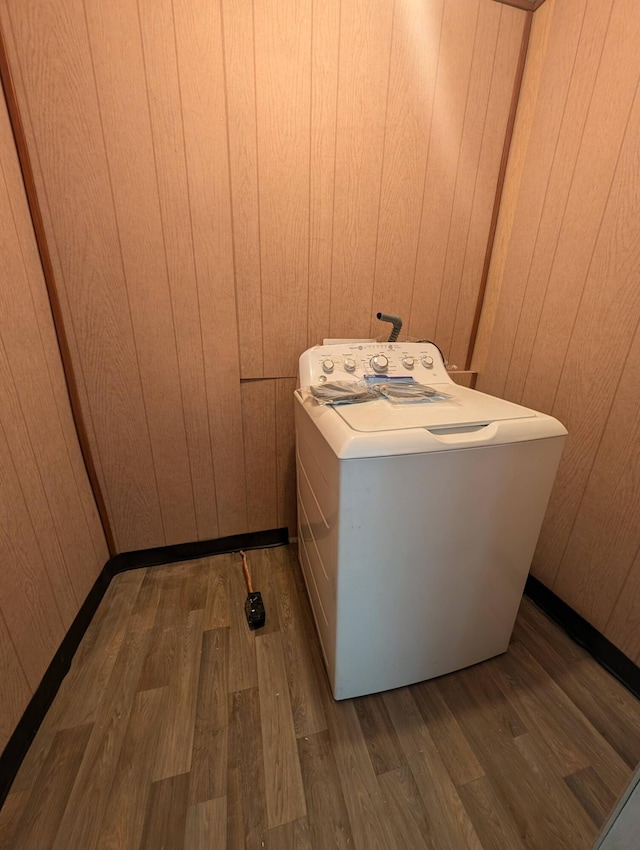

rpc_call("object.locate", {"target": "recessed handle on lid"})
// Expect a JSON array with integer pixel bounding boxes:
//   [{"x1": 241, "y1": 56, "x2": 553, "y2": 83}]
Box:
[{"x1": 426, "y1": 422, "x2": 497, "y2": 444}]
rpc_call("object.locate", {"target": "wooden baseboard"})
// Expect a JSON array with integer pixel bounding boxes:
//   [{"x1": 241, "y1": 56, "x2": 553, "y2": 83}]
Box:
[
  {"x1": 524, "y1": 575, "x2": 640, "y2": 701},
  {"x1": 0, "y1": 527, "x2": 289, "y2": 808}
]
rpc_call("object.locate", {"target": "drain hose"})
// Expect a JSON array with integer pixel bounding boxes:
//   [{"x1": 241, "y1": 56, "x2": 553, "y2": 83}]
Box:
[{"x1": 376, "y1": 312, "x2": 403, "y2": 342}]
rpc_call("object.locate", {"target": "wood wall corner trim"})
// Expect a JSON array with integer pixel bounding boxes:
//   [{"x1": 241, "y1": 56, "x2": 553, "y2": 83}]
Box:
[
  {"x1": 465, "y1": 9, "x2": 533, "y2": 370},
  {"x1": 0, "y1": 23, "x2": 116, "y2": 556},
  {"x1": 492, "y1": 0, "x2": 549, "y2": 12}
]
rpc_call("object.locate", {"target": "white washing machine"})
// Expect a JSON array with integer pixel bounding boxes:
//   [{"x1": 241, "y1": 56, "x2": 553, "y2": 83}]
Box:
[{"x1": 295, "y1": 341, "x2": 567, "y2": 700}]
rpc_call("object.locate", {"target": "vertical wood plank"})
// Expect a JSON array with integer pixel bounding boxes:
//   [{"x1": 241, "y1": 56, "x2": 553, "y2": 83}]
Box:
[
  {"x1": 173, "y1": 0, "x2": 248, "y2": 536},
  {"x1": 513, "y1": 733, "x2": 598, "y2": 847},
  {"x1": 471, "y1": 0, "x2": 556, "y2": 376},
  {"x1": 0, "y1": 62, "x2": 108, "y2": 751},
  {"x1": 138, "y1": 0, "x2": 220, "y2": 541},
  {"x1": 520, "y1": 0, "x2": 639, "y2": 415},
  {"x1": 59, "y1": 570, "x2": 146, "y2": 729},
  {"x1": 354, "y1": 693, "x2": 406, "y2": 777},
  {"x1": 8, "y1": 574, "x2": 140, "y2": 794},
  {"x1": 0, "y1": 610, "x2": 31, "y2": 753},
  {"x1": 297, "y1": 731, "x2": 353, "y2": 850},
  {"x1": 223, "y1": 0, "x2": 263, "y2": 378},
  {"x1": 226, "y1": 688, "x2": 267, "y2": 850},
  {"x1": 503, "y1": 0, "x2": 613, "y2": 401},
  {"x1": 369, "y1": 0, "x2": 443, "y2": 337},
  {"x1": 551, "y1": 322, "x2": 640, "y2": 631},
  {"x1": 0, "y1": 315, "x2": 76, "y2": 628},
  {"x1": 410, "y1": 0, "x2": 480, "y2": 343},
  {"x1": 411, "y1": 681, "x2": 485, "y2": 787},
  {"x1": 97, "y1": 687, "x2": 167, "y2": 850},
  {"x1": 320, "y1": 692, "x2": 394, "y2": 850},
  {"x1": 5, "y1": 193, "x2": 108, "y2": 581},
  {"x1": 273, "y1": 562, "x2": 327, "y2": 739},
  {"x1": 261, "y1": 817, "x2": 312, "y2": 850},
  {"x1": 256, "y1": 631, "x2": 307, "y2": 828},
  {"x1": 384, "y1": 687, "x2": 484, "y2": 850},
  {"x1": 475, "y1": 0, "x2": 588, "y2": 397},
  {"x1": 607, "y1": 547, "x2": 640, "y2": 663},
  {"x1": 241, "y1": 380, "x2": 278, "y2": 533},
  {"x1": 188, "y1": 628, "x2": 229, "y2": 805},
  {"x1": 204, "y1": 555, "x2": 231, "y2": 630},
  {"x1": 434, "y1": 1, "x2": 499, "y2": 358},
  {"x1": 152, "y1": 609, "x2": 204, "y2": 781},
  {"x1": 51, "y1": 627, "x2": 153, "y2": 850},
  {"x1": 377, "y1": 765, "x2": 435, "y2": 850},
  {"x1": 0, "y1": 424, "x2": 65, "y2": 689},
  {"x1": 307, "y1": 0, "x2": 340, "y2": 349},
  {"x1": 276, "y1": 378, "x2": 297, "y2": 534},
  {"x1": 2, "y1": 0, "x2": 165, "y2": 551},
  {"x1": 254, "y1": 0, "x2": 311, "y2": 376},
  {"x1": 329, "y1": 0, "x2": 394, "y2": 340},
  {"x1": 0, "y1": 15, "x2": 115, "y2": 551},
  {"x1": 0, "y1": 791, "x2": 31, "y2": 850},
  {"x1": 184, "y1": 797, "x2": 227, "y2": 850},
  {"x1": 0, "y1": 89, "x2": 106, "y2": 602},
  {"x1": 84, "y1": 0, "x2": 197, "y2": 546},
  {"x1": 458, "y1": 775, "x2": 528, "y2": 850},
  {"x1": 449, "y1": 5, "x2": 525, "y2": 370},
  {"x1": 533, "y1": 49, "x2": 640, "y2": 590},
  {"x1": 434, "y1": 1, "x2": 501, "y2": 361},
  {"x1": 10, "y1": 724, "x2": 93, "y2": 850},
  {"x1": 139, "y1": 772, "x2": 190, "y2": 850},
  {"x1": 564, "y1": 767, "x2": 618, "y2": 829}
]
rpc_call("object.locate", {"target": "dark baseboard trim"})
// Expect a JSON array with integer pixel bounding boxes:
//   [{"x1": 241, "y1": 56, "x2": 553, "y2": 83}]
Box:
[
  {"x1": 525, "y1": 575, "x2": 640, "y2": 701},
  {"x1": 0, "y1": 564, "x2": 111, "y2": 808},
  {"x1": 0, "y1": 527, "x2": 288, "y2": 808},
  {"x1": 108, "y1": 526, "x2": 289, "y2": 574}
]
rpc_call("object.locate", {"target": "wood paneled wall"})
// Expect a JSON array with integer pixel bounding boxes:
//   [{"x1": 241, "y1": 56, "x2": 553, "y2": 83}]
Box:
[
  {"x1": 0, "y1": 84, "x2": 108, "y2": 752},
  {"x1": 474, "y1": 0, "x2": 640, "y2": 660},
  {"x1": 0, "y1": 0, "x2": 525, "y2": 552}
]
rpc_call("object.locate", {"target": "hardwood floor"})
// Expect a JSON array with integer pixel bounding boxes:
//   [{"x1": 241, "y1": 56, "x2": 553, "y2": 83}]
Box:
[{"x1": 1, "y1": 544, "x2": 639, "y2": 849}]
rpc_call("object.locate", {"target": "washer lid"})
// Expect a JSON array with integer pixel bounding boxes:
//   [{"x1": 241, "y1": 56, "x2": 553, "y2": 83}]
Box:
[{"x1": 333, "y1": 384, "x2": 538, "y2": 432}]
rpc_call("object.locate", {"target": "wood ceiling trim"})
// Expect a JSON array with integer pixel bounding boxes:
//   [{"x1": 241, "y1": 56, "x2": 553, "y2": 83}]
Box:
[{"x1": 493, "y1": 0, "x2": 548, "y2": 12}]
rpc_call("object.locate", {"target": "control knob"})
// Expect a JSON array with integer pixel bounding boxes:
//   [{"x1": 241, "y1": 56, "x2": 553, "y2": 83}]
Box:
[
  {"x1": 402, "y1": 356, "x2": 415, "y2": 369},
  {"x1": 322, "y1": 358, "x2": 334, "y2": 373},
  {"x1": 370, "y1": 354, "x2": 389, "y2": 373},
  {"x1": 344, "y1": 358, "x2": 356, "y2": 372},
  {"x1": 421, "y1": 355, "x2": 434, "y2": 369}
]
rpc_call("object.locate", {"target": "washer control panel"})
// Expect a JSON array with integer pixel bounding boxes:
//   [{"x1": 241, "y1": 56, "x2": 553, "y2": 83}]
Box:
[{"x1": 299, "y1": 342, "x2": 451, "y2": 386}]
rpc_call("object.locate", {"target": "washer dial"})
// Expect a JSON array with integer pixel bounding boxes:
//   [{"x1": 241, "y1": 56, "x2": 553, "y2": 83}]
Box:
[
  {"x1": 322, "y1": 358, "x2": 335, "y2": 373},
  {"x1": 344, "y1": 358, "x2": 356, "y2": 372},
  {"x1": 402, "y1": 356, "x2": 415, "y2": 369},
  {"x1": 421, "y1": 355, "x2": 434, "y2": 369},
  {"x1": 370, "y1": 354, "x2": 389, "y2": 373}
]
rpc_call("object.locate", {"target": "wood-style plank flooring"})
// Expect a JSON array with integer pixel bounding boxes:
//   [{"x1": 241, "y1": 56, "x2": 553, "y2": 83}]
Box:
[{"x1": 2, "y1": 544, "x2": 639, "y2": 849}]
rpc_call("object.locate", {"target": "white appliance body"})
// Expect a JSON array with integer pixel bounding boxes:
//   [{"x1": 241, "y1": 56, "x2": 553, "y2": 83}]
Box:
[{"x1": 295, "y1": 341, "x2": 567, "y2": 700}]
